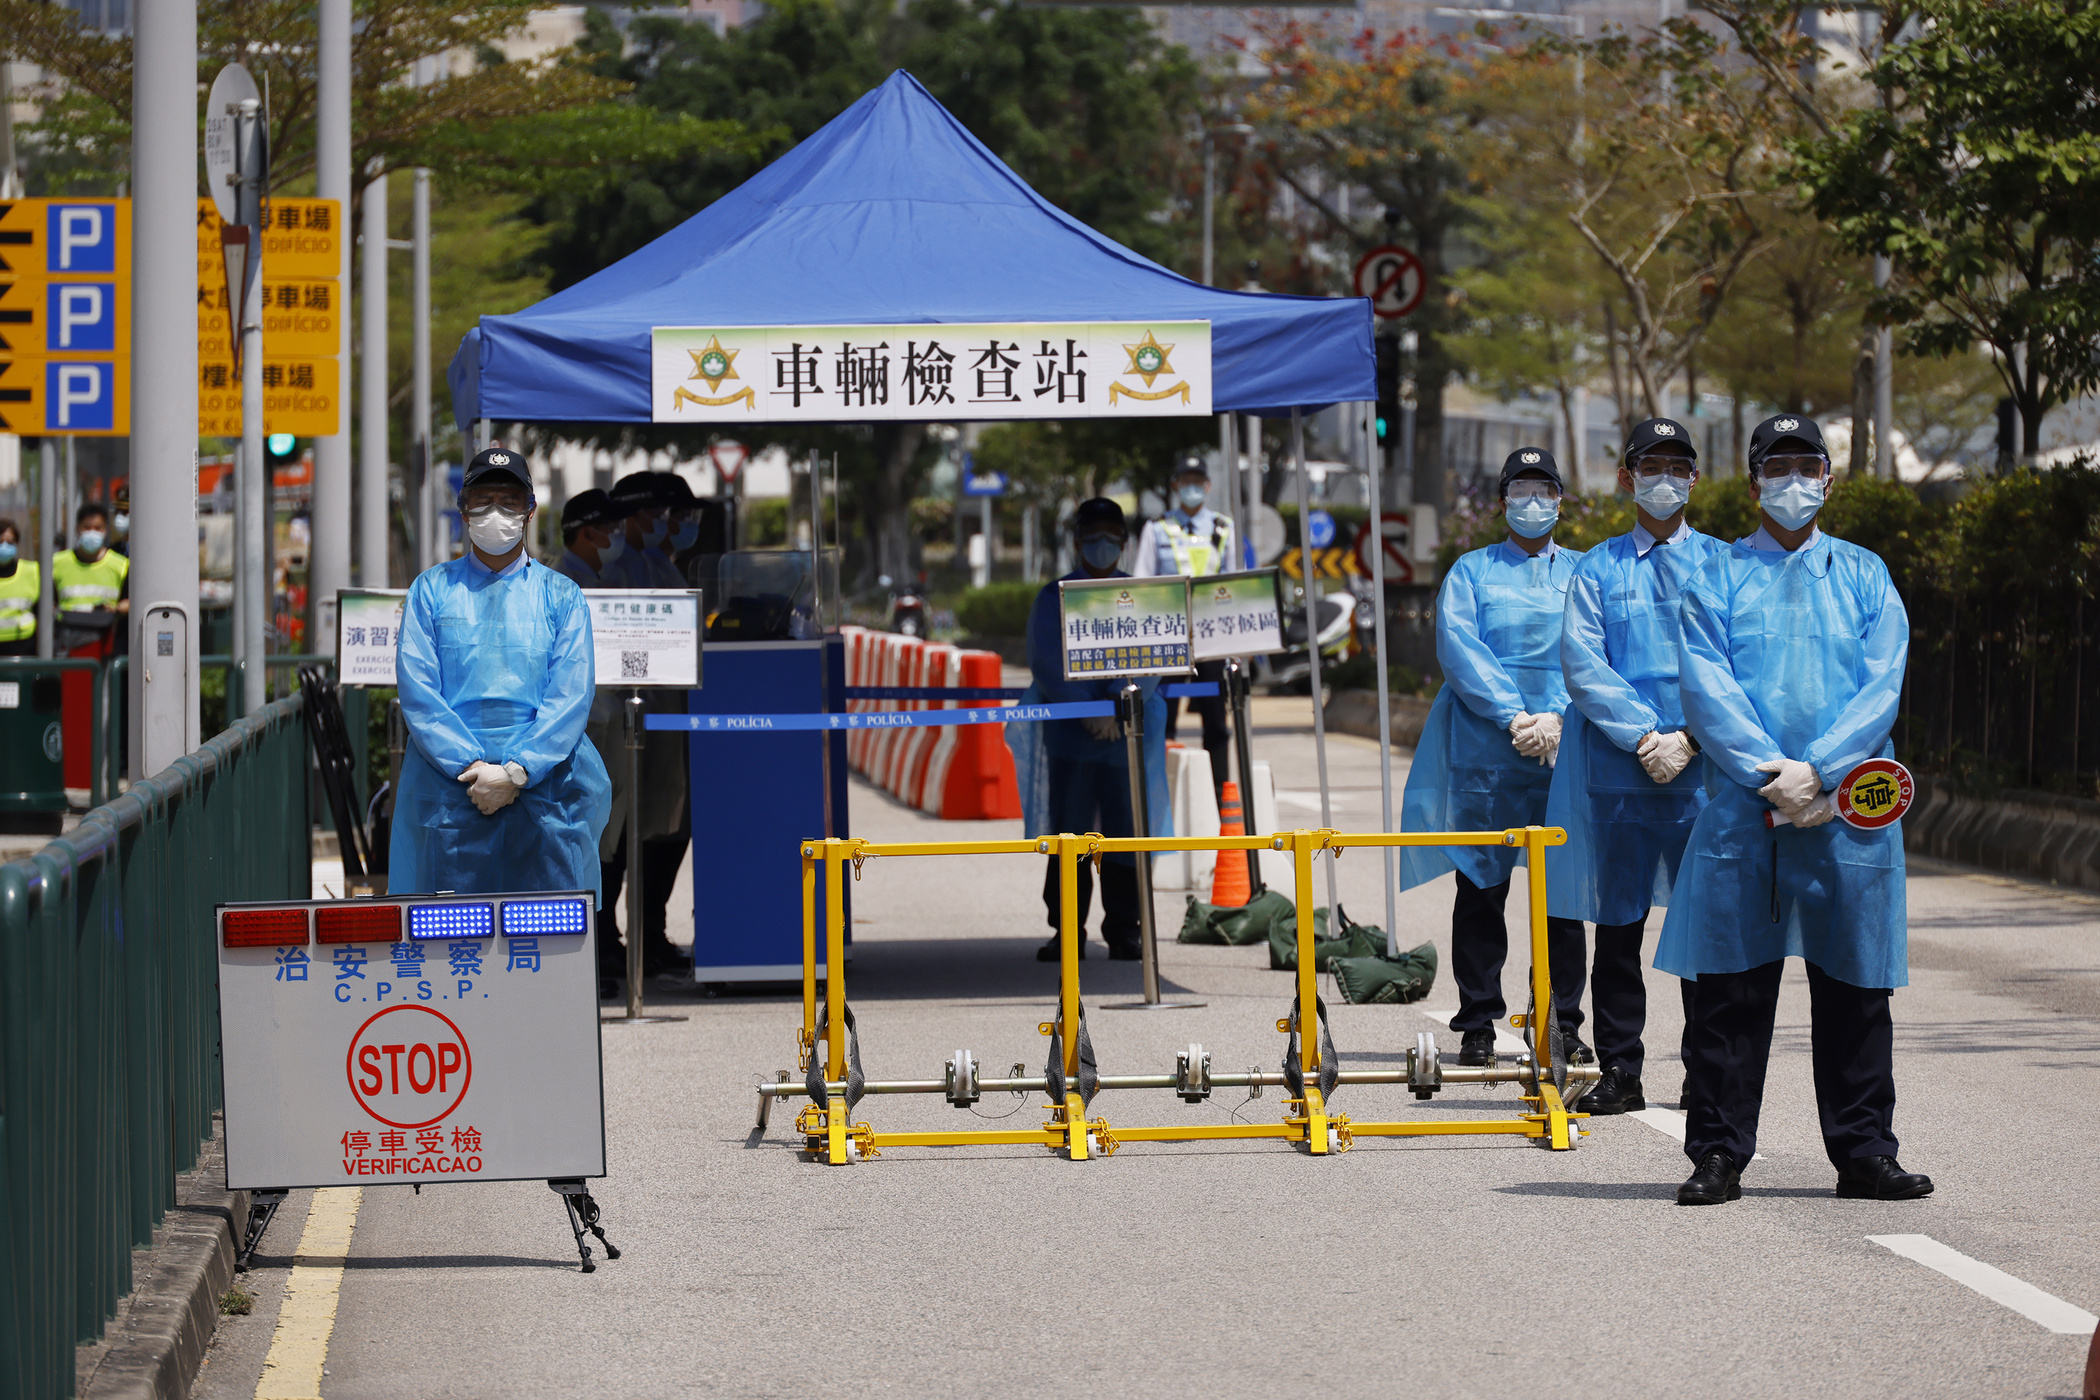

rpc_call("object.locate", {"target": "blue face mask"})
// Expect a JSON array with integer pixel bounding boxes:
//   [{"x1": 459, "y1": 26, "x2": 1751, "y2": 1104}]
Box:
[
  {"x1": 1633, "y1": 474, "x2": 1692, "y2": 518},
  {"x1": 1505, "y1": 497, "x2": 1559, "y2": 539},
  {"x1": 1080, "y1": 536, "x2": 1124, "y2": 571},
  {"x1": 1177, "y1": 484, "x2": 1209, "y2": 511},
  {"x1": 0, "y1": 543, "x2": 16, "y2": 565},
  {"x1": 1761, "y1": 476, "x2": 1824, "y2": 530},
  {"x1": 599, "y1": 531, "x2": 626, "y2": 566},
  {"x1": 642, "y1": 515, "x2": 669, "y2": 549},
  {"x1": 76, "y1": 530, "x2": 106, "y2": 555},
  {"x1": 670, "y1": 520, "x2": 699, "y2": 551}
]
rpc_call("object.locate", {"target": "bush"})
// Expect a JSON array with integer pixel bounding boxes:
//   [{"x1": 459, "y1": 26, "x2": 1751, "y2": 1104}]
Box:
[{"x1": 956, "y1": 580, "x2": 1041, "y2": 637}]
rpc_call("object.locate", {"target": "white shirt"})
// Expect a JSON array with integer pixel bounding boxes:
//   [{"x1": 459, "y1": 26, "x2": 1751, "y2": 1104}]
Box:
[
  {"x1": 466, "y1": 548, "x2": 531, "y2": 579},
  {"x1": 1742, "y1": 524, "x2": 1824, "y2": 553},
  {"x1": 1631, "y1": 518, "x2": 1693, "y2": 556}
]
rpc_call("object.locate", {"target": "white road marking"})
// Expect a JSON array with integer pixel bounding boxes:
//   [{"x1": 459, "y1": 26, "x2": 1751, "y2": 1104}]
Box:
[
  {"x1": 1624, "y1": 1103, "x2": 1761, "y2": 1159},
  {"x1": 255, "y1": 1187, "x2": 362, "y2": 1399},
  {"x1": 1868, "y1": 1234, "x2": 2098, "y2": 1335}
]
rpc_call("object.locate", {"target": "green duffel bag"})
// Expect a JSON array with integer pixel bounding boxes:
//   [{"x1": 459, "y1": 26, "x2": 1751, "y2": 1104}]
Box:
[
  {"x1": 1331, "y1": 941, "x2": 1441, "y2": 1004},
  {"x1": 1216, "y1": 887, "x2": 1292, "y2": 946},
  {"x1": 1268, "y1": 905, "x2": 1391, "y2": 972},
  {"x1": 1177, "y1": 895, "x2": 1227, "y2": 945}
]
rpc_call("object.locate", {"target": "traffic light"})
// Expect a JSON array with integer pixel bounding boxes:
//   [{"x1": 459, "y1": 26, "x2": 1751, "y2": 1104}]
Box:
[
  {"x1": 1374, "y1": 335, "x2": 1402, "y2": 446},
  {"x1": 266, "y1": 433, "x2": 301, "y2": 469}
]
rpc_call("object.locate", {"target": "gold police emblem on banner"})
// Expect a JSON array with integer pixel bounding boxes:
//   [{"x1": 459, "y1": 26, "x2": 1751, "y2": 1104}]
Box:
[
  {"x1": 672, "y1": 334, "x2": 755, "y2": 411},
  {"x1": 1108, "y1": 329, "x2": 1190, "y2": 404}
]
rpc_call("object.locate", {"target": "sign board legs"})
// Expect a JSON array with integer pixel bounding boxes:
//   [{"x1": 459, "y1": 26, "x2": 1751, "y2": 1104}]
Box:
[
  {"x1": 1288, "y1": 408, "x2": 1340, "y2": 919},
  {"x1": 1107, "y1": 683, "x2": 1202, "y2": 1012},
  {"x1": 549, "y1": 1179, "x2": 621, "y2": 1273},
  {"x1": 236, "y1": 1190, "x2": 289, "y2": 1271},
  {"x1": 1224, "y1": 658, "x2": 1265, "y2": 895}
]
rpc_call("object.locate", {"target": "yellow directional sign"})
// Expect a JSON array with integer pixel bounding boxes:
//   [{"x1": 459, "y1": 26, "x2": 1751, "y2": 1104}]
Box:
[
  {"x1": 0, "y1": 274, "x2": 132, "y2": 355},
  {"x1": 198, "y1": 278, "x2": 338, "y2": 360},
  {"x1": 1279, "y1": 545, "x2": 1362, "y2": 582},
  {"x1": 195, "y1": 199, "x2": 341, "y2": 281},
  {"x1": 0, "y1": 198, "x2": 131, "y2": 279},
  {"x1": 0, "y1": 356, "x2": 129, "y2": 435},
  {"x1": 198, "y1": 356, "x2": 339, "y2": 437}
]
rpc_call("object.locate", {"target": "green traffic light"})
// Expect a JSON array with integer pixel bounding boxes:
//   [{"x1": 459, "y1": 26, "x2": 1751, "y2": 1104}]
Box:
[{"x1": 267, "y1": 433, "x2": 296, "y2": 456}]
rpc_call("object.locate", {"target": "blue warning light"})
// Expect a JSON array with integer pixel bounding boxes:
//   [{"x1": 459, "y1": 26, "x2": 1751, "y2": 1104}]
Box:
[
  {"x1": 406, "y1": 902, "x2": 494, "y2": 941},
  {"x1": 500, "y1": 897, "x2": 589, "y2": 937}
]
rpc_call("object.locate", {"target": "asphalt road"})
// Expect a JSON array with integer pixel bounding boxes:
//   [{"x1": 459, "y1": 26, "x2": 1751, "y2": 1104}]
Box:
[{"x1": 196, "y1": 699, "x2": 2100, "y2": 1399}]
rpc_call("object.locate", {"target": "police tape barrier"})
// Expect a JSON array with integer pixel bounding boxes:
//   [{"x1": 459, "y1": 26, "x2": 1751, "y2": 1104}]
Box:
[
  {"x1": 214, "y1": 889, "x2": 622, "y2": 1272},
  {"x1": 768, "y1": 826, "x2": 1598, "y2": 1166},
  {"x1": 648, "y1": 700, "x2": 1113, "y2": 732},
  {"x1": 839, "y1": 626, "x2": 1019, "y2": 820}
]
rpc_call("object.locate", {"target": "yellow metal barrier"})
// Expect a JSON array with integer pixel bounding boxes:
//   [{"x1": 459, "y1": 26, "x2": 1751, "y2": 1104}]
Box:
[{"x1": 788, "y1": 825, "x2": 1579, "y2": 1165}]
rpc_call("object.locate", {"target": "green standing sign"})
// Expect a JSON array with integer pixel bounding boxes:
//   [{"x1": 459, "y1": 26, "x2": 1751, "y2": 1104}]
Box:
[{"x1": 1056, "y1": 576, "x2": 1193, "y2": 680}]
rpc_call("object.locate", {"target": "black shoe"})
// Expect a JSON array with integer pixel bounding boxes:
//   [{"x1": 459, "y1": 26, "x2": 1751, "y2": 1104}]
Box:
[
  {"x1": 1036, "y1": 936, "x2": 1085, "y2": 962},
  {"x1": 1106, "y1": 943, "x2": 1142, "y2": 961},
  {"x1": 1457, "y1": 1028, "x2": 1496, "y2": 1067},
  {"x1": 1562, "y1": 1033, "x2": 1595, "y2": 1066},
  {"x1": 1585, "y1": 1065, "x2": 1646, "y2": 1115},
  {"x1": 1835, "y1": 1155, "x2": 1934, "y2": 1200},
  {"x1": 1678, "y1": 1150, "x2": 1743, "y2": 1205}
]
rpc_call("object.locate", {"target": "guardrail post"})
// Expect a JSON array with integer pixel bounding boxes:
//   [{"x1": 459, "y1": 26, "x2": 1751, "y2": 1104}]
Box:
[
  {"x1": 1293, "y1": 831, "x2": 1329, "y2": 1155},
  {"x1": 800, "y1": 842, "x2": 818, "y2": 1075},
  {"x1": 823, "y1": 839, "x2": 851, "y2": 1166},
  {"x1": 1524, "y1": 825, "x2": 1571, "y2": 1149},
  {"x1": 1058, "y1": 834, "x2": 1087, "y2": 1161}
]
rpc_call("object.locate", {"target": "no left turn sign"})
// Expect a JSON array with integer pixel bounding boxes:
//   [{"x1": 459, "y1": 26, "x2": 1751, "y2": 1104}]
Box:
[{"x1": 1353, "y1": 245, "x2": 1426, "y2": 321}]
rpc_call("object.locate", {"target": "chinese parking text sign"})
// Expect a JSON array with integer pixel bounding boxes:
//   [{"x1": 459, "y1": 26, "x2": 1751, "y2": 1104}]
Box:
[
  {"x1": 651, "y1": 322, "x2": 1212, "y2": 423},
  {"x1": 1058, "y1": 576, "x2": 1192, "y2": 680},
  {"x1": 1190, "y1": 569, "x2": 1286, "y2": 662},
  {"x1": 586, "y1": 590, "x2": 703, "y2": 688}
]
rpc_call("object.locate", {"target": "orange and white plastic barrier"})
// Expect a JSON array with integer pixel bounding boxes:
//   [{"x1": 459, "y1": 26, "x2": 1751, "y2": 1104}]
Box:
[{"x1": 841, "y1": 626, "x2": 1021, "y2": 821}]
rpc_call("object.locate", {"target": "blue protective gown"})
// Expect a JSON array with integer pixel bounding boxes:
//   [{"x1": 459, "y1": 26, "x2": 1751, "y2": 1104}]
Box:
[
  {"x1": 389, "y1": 554, "x2": 612, "y2": 903},
  {"x1": 1655, "y1": 531, "x2": 1910, "y2": 988},
  {"x1": 1544, "y1": 525, "x2": 1724, "y2": 924},
  {"x1": 1402, "y1": 540, "x2": 1583, "y2": 890}
]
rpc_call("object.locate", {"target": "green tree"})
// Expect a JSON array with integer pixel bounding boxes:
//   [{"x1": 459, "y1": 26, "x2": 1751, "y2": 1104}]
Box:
[{"x1": 1792, "y1": 0, "x2": 2100, "y2": 461}]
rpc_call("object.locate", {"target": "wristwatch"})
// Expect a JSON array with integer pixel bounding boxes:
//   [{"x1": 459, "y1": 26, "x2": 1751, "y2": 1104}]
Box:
[{"x1": 502, "y1": 761, "x2": 528, "y2": 787}]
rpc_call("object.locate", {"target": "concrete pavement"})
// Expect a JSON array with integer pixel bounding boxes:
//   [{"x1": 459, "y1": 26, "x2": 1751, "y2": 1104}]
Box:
[{"x1": 195, "y1": 701, "x2": 2100, "y2": 1399}]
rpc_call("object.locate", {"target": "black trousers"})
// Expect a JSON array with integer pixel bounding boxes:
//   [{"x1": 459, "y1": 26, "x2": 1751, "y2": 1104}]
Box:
[
  {"x1": 1552, "y1": 914, "x2": 1654, "y2": 1075},
  {"x1": 1683, "y1": 959, "x2": 1898, "y2": 1170},
  {"x1": 1040, "y1": 855, "x2": 1140, "y2": 952},
  {"x1": 1448, "y1": 872, "x2": 1588, "y2": 1039},
  {"x1": 1165, "y1": 658, "x2": 1232, "y2": 793},
  {"x1": 596, "y1": 827, "x2": 691, "y2": 978}
]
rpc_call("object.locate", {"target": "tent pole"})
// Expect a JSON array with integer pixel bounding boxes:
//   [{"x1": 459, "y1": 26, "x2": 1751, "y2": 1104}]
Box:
[
  {"x1": 1289, "y1": 408, "x2": 1338, "y2": 920},
  {"x1": 1363, "y1": 400, "x2": 1398, "y2": 953}
]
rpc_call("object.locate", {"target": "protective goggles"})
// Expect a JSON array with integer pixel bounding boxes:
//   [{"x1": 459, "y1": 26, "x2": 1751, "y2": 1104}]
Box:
[
  {"x1": 1505, "y1": 479, "x2": 1560, "y2": 500},
  {"x1": 1628, "y1": 455, "x2": 1696, "y2": 480},
  {"x1": 1757, "y1": 454, "x2": 1829, "y2": 481}
]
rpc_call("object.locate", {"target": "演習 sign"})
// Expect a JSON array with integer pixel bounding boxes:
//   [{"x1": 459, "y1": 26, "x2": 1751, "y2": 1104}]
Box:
[{"x1": 652, "y1": 322, "x2": 1211, "y2": 423}]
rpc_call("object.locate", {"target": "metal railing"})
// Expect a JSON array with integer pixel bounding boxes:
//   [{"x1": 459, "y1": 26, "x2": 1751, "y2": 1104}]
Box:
[{"x1": 0, "y1": 692, "x2": 311, "y2": 1399}]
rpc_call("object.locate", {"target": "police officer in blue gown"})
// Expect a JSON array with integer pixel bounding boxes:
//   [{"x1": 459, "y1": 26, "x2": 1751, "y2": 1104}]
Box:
[
  {"x1": 1662, "y1": 414, "x2": 1932, "y2": 1205},
  {"x1": 1544, "y1": 419, "x2": 1725, "y2": 1114},
  {"x1": 391, "y1": 446, "x2": 612, "y2": 904},
  {"x1": 1401, "y1": 448, "x2": 1591, "y2": 1068}
]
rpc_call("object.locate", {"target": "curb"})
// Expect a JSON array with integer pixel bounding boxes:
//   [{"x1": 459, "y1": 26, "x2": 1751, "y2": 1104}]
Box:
[
  {"x1": 80, "y1": 1129, "x2": 250, "y2": 1400},
  {"x1": 1903, "y1": 774, "x2": 2100, "y2": 892}
]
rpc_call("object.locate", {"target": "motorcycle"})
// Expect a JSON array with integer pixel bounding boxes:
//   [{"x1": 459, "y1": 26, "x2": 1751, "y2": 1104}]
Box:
[
  {"x1": 1256, "y1": 588, "x2": 1355, "y2": 695},
  {"x1": 880, "y1": 575, "x2": 927, "y2": 637}
]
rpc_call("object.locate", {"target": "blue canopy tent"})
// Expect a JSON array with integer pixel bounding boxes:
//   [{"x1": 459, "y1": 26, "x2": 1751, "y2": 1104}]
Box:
[{"x1": 447, "y1": 69, "x2": 1373, "y2": 429}]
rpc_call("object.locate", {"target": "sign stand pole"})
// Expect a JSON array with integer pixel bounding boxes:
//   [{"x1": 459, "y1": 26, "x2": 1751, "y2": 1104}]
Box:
[
  {"x1": 1106, "y1": 682, "x2": 1203, "y2": 1011},
  {"x1": 1362, "y1": 401, "x2": 1399, "y2": 953},
  {"x1": 616, "y1": 690, "x2": 687, "y2": 1026},
  {"x1": 548, "y1": 1179, "x2": 621, "y2": 1273},
  {"x1": 1289, "y1": 407, "x2": 1340, "y2": 919},
  {"x1": 1224, "y1": 657, "x2": 1264, "y2": 896}
]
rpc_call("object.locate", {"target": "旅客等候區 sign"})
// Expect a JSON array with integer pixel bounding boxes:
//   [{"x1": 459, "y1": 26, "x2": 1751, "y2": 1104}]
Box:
[
  {"x1": 651, "y1": 323, "x2": 1211, "y2": 423},
  {"x1": 1058, "y1": 576, "x2": 1192, "y2": 680},
  {"x1": 1190, "y1": 569, "x2": 1285, "y2": 662}
]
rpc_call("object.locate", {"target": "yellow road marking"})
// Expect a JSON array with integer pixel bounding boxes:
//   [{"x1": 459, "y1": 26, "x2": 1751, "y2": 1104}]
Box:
[{"x1": 254, "y1": 1187, "x2": 361, "y2": 1400}]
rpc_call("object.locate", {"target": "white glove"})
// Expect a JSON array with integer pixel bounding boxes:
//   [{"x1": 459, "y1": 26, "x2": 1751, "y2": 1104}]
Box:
[
  {"x1": 459, "y1": 760, "x2": 524, "y2": 815},
  {"x1": 1081, "y1": 715, "x2": 1122, "y2": 742},
  {"x1": 1509, "y1": 711, "x2": 1542, "y2": 757},
  {"x1": 1529, "y1": 712, "x2": 1562, "y2": 768},
  {"x1": 1755, "y1": 758, "x2": 1823, "y2": 820},
  {"x1": 1637, "y1": 730, "x2": 1696, "y2": 784}
]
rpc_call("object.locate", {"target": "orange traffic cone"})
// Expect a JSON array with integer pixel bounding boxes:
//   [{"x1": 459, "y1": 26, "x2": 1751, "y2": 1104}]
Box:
[{"x1": 1212, "y1": 780, "x2": 1252, "y2": 909}]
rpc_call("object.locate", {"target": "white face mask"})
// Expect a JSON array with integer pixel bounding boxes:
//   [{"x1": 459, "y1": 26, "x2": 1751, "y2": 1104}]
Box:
[
  {"x1": 466, "y1": 506, "x2": 527, "y2": 555},
  {"x1": 1760, "y1": 475, "x2": 1824, "y2": 530},
  {"x1": 1633, "y1": 474, "x2": 1693, "y2": 518}
]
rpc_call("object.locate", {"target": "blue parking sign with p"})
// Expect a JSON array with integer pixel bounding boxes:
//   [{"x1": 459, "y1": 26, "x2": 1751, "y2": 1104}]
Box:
[
  {"x1": 47, "y1": 204, "x2": 117, "y2": 273},
  {"x1": 46, "y1": 362, "x2": 114, "y2": 431},
  {"x1": 47, "y1": 283, "x2": 115, "y2": 350}
]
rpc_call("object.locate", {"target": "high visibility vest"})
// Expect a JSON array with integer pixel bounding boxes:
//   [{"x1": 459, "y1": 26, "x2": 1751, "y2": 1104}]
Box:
[
  {"x1": 51, "y1": 547, "x2": 127, "y2": 613},
  {"x1": 0, "y1": 561, "x2": 38, "y2": 642},
  {"x1": 1157, "y1": 513, "x2": 1233, "y2": 578}
]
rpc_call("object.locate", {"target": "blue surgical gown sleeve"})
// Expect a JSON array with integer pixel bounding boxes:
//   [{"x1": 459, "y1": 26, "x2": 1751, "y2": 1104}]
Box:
[
  {"x1": 1561, "y1": 556, "x2": 1659, "y2": 751},
  {"x1": 1435, "y1": 560, "x2": 1527, "y2": 729},
  {"x1": 506, "y1": 583, "x2": 596, "y2": 786},
  {"x1": 397, "y1": 577, "x2": 480, "y2": 779},
  {"x1": 1801, "y1": 556, "x2": 1908, "y2": 786},
  {"x1": 1678, "y1": 567, "x2": 1788, "y2": 790}
]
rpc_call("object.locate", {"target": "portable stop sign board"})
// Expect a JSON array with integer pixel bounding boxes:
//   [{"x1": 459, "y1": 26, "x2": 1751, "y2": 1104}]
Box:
[
  {"x1": 216, "y1": 891, "x2": 605, "y2": 1190},
  {"x1": 1764, "y1": 758, "x2": 1915, "y2": 830}
]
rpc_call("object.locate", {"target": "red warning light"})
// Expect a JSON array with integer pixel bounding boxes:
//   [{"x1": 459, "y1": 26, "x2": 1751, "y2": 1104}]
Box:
[
  {"x1": 316, "y1": 903, "x2": 404, "y2": 945},
  {"x1": 222, "y1": 907, "x2": 310, "y2": 948}
]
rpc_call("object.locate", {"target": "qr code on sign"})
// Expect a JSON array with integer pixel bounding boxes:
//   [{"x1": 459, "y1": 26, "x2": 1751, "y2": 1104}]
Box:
[{"x1": 620, "y1": 651, "x2": 649, "y2": 679}]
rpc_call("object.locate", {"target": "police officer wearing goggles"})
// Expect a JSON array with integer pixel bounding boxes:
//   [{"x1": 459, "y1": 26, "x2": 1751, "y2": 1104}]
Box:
[
  {"x1": 390, "y1": 447, "x2": 612, "y2": 903},
  {"x1": 1661, "y1": 414, "x2": 1931, "y2": 1205},
  {"x1": 1544, "y1": 418, "x2": 1724, "y2": 1115},
  {"x1": 1133, "y1": 456, "x2": 1235, "y2": 792}
]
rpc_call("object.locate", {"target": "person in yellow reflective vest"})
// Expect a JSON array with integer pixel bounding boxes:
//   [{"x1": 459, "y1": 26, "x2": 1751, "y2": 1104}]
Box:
[
  {"x1": 51, "y1": 502, "x2": 127, "y2": 659},
  {"x1": 0, "y1": 519, "x2": 39, "y2": 657},
  {"x1": 1133, "y1": 455, "x2": 1236, "y2": 794}
]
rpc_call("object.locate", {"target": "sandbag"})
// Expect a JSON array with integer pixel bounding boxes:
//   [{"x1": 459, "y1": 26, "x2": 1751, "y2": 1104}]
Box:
[
  {"x1": 1267, "y1": 905, "x2": 1392, "y2": 972},
  {"x1": 1177, "y1": 895, "x2": 1225, "y2": 945},
  {"x1": 1331, "y1": 942, "x2": 1440, "y2": 1004},
  {"x1": 1175, "y1": 888, "x2": 1292, "y2": 947}
]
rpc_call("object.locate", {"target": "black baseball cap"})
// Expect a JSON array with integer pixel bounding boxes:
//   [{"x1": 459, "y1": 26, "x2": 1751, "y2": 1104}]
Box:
[
  {"x1": 1174, "y1": 454, "x2": 1210, "y2": 479},
  {"x1": 652, "y1": 471, "x2": 700, "y2": 510},
  {"x1": 561, "y1": 488, "x2": 618, "y2": 533},
  {"x1": 1498, "y1": 447, "x2": 1563, "y2": 496},
  {"x1": 1748, "y1": 414, "x2": 1829, "y2": 468},
  {"x1": 461, "y1": 445, "x2": 533, "y2": 494},
  {"x1": 1070, "y1": 498, "x2": 1128, "y2": 537},
  {"x1": 1623, "y1": 418, "x2": 1698, "y2": 462},
  {"x1": 608, "y1": 471, "x2": 666, "y2": 515}
]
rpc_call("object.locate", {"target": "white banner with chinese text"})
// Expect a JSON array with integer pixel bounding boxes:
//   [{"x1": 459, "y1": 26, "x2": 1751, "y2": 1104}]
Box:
[{"x1": 651, "y1": 322, "x2": 1212, "y2": 423}]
